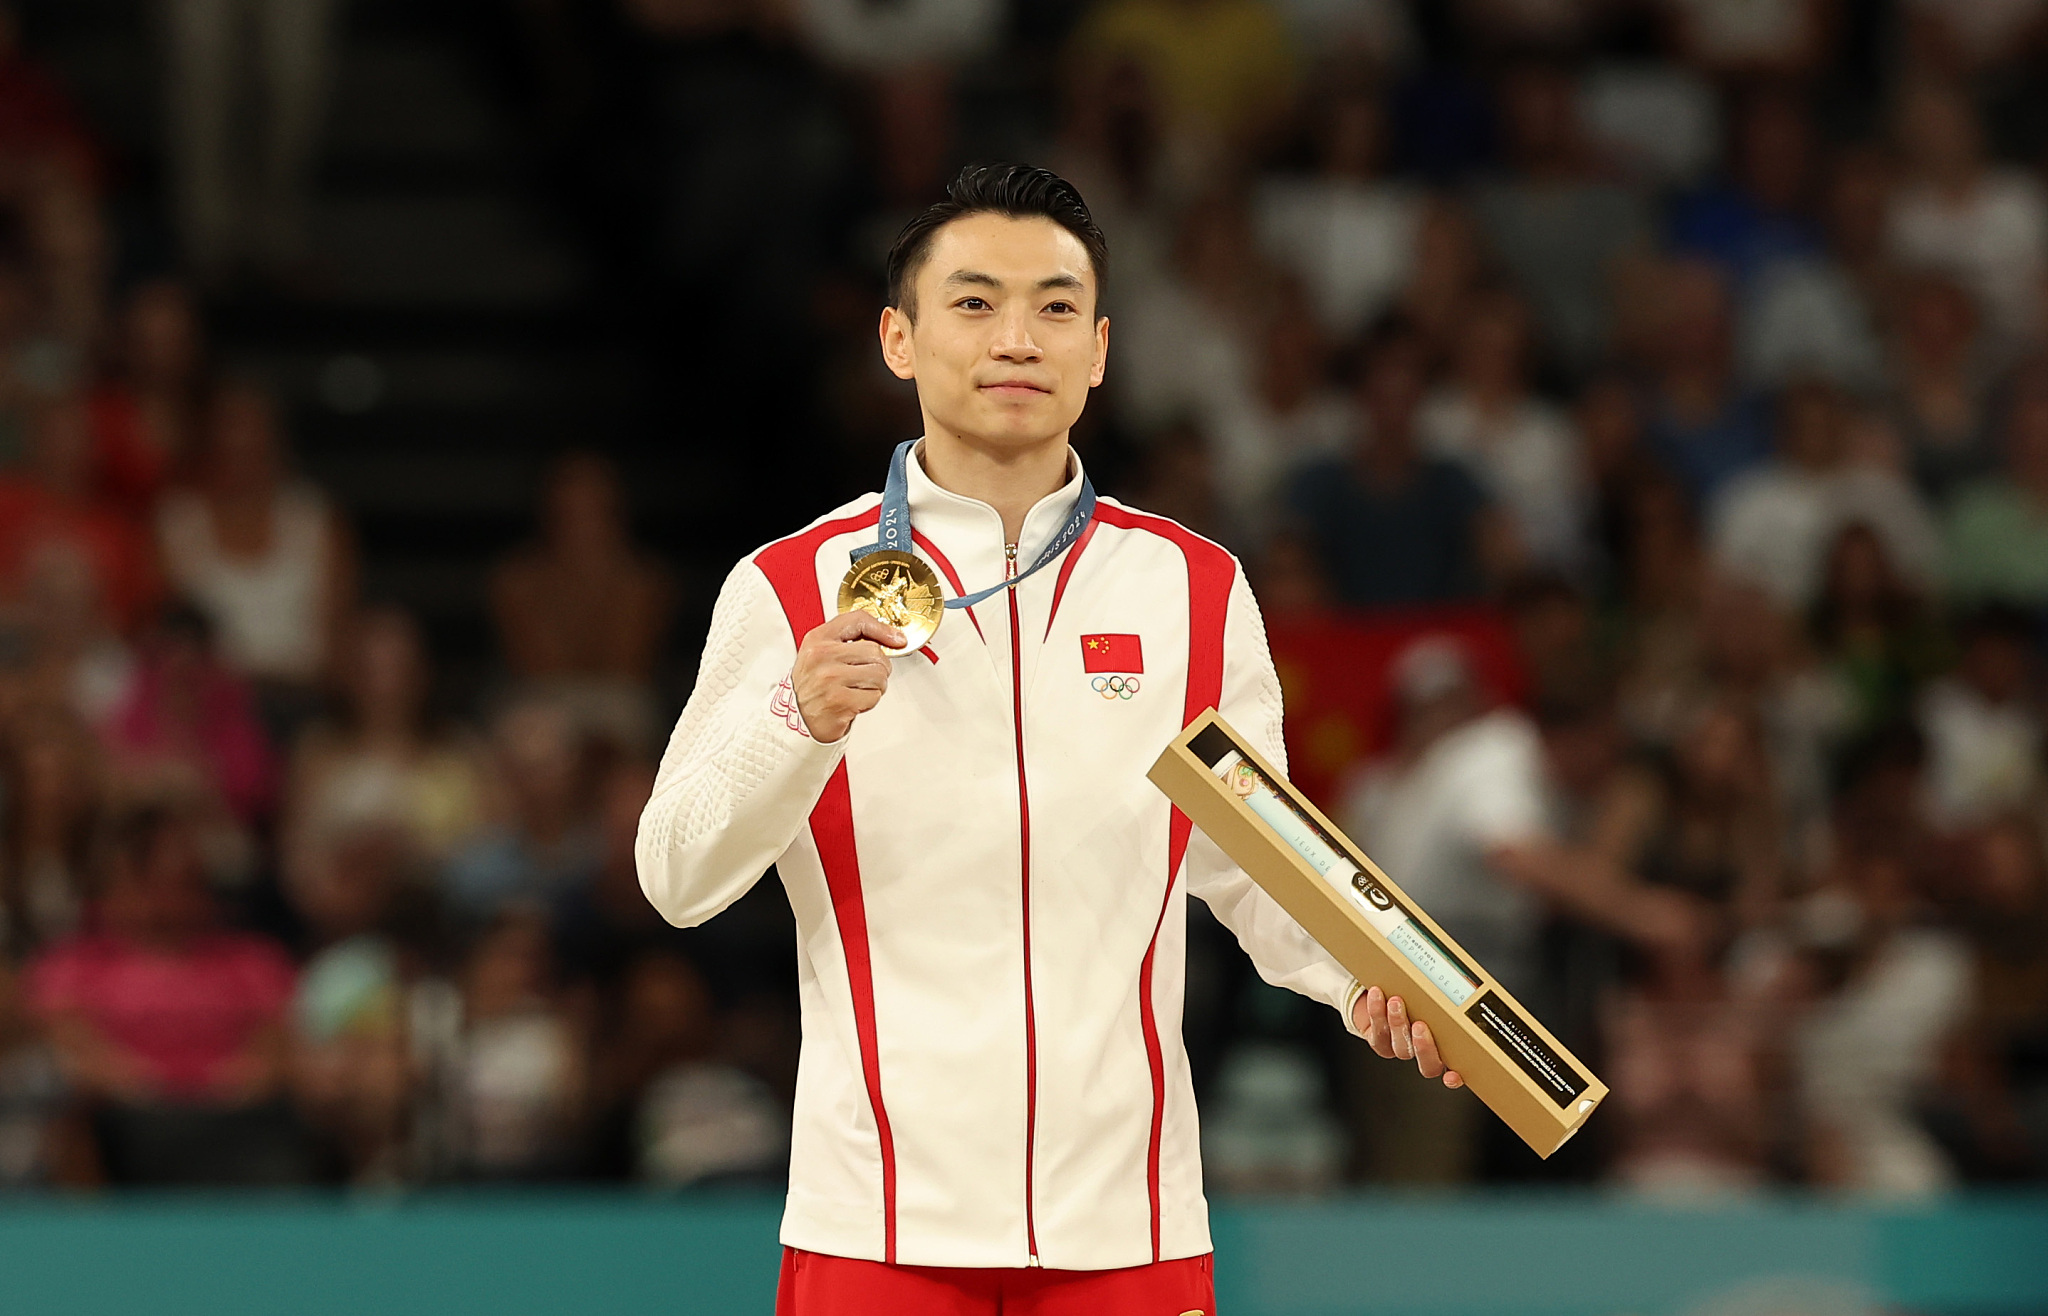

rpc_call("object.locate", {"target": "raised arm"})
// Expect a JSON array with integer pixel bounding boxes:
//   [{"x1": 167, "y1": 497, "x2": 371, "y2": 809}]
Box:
[{"x1": 636, "y1": 559, "x2": 848, "y2": 926}]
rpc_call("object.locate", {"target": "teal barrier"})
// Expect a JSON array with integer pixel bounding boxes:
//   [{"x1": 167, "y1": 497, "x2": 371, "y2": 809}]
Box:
[{"x1": 0, "y1": 1192, "x2": 2042, "y2": 1315}]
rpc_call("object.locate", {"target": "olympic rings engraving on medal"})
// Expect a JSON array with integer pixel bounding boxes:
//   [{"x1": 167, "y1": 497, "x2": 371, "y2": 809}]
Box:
[{"x1": 1090, "y1": 674, "x2": 1140, "y2": 700}]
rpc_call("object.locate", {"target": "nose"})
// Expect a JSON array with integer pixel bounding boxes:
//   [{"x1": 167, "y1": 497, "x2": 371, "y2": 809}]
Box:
[{"x1": 989, "y1": 306, "x2": 1043, "y2": 363}]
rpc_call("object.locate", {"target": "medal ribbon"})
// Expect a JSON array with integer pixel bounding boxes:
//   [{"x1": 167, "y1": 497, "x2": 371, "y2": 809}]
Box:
[{"x1": 850, "y1": 439, "x2": 1096, "y2": 610}]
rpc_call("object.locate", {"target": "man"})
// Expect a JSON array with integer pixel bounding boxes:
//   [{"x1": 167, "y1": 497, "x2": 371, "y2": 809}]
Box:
[
  {"x1": 1284, "y1": 324, "x2": 1501, "y2": 607},
  {"x1": 637, "y1": 163, "x2": 1456, "y2": 1315},
  {"x1": 1341, "y1": 637, "x2": 1699, "y2": 1181}
]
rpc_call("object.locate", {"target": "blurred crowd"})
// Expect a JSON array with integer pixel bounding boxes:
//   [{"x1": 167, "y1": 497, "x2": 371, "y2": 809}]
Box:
[{"x1": 0, "y1": 0, "x2": 2044, "y2": 1202}]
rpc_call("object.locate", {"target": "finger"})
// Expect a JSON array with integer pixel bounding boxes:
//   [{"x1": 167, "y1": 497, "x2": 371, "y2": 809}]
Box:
[
  {"x1": 1441, "y1": 1069, "x2": 1464, "y2": 1090},
  {"x1": 1412, "y1": 1021, "x2": 1445, "y2": 1080},
  {"x1": 1388, "y1": 996, "x2": 1414, "y2": 1062},
  {"x1": 829, "y1": 609, "x2": 909, "y2": 650},
  {"x1": 1363, "y1": 986, "x2": 1394, "y2": 1059},
  {"x1": 835, "y1": 647, "x2": 895, "y2": 681}
]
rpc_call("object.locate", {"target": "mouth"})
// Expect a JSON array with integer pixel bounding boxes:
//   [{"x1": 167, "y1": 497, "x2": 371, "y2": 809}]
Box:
[{"x1": 979, "y1": 381, "x2": 1051, "y2": 399}]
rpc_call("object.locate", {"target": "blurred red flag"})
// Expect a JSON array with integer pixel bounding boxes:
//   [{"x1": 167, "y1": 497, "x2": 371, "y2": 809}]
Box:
[{"x1": 1265, "y1": 606, "x2": 1527, "y2": 809}]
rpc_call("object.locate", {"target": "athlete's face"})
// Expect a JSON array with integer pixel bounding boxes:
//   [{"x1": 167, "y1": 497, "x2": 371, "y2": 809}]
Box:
[{"x1": 880, "y1": 213, "x2": 1108, "y2": 453}]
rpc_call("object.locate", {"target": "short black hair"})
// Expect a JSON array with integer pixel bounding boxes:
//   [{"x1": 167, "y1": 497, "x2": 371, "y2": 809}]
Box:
[{"x1": 885, "y1": 162, "x2": 1108, "y2": 321}]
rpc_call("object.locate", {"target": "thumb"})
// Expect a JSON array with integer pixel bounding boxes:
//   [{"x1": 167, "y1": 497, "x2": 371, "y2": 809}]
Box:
[{"x1": 831, "y1": 607, "x2": 909, "y2": 650}]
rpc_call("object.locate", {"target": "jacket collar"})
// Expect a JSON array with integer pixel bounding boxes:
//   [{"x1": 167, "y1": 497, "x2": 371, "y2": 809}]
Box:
[{"x1": 902, "y1": 438, "x2": 1085, "y2": 594}]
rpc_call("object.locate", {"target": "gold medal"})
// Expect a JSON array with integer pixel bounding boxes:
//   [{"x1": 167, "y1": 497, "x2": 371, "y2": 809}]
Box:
[{"x1": 838, "y1": 550, "x2": 945, "y2": 653}]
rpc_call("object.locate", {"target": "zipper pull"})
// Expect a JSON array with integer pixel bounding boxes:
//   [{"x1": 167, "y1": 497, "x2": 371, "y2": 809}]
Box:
[{"x1": 1005, "y1": 543, "x2": 1018, "y2": 579}]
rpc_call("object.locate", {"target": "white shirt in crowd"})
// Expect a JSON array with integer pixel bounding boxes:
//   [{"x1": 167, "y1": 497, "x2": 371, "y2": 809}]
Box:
[
  {"x1": 1419, "y1": 388, "x2": 1591, "y2": 576},
  {"x1": 1888, "y1": 171, "x2": 2048, "y2": 347},
  {"x1": 156, "y1": 482, "x2": 334, "y2": 683},
  {"x1": 1796, "y1": 926, "x2": 1973, "y2": 1199},
  {"x1": 1901, "y1": 0, "x2": 2048, "y2": 63},
  {"x1": 1341, "y1": 708, "x2": 1552, "y2": 996},
  {"x1": 792, "y1": 0, "x2": 1000, "y2": 70},
  {"x1": 1917, "y1": 676, "x2": 2043, "y2": 829},
  {"x1": 1707, "y1": 462, "x2": 1942, "y2": 610},
  {"x1": 1254, "y1": 176, "x2": 1422, "y2": 338},
  {"x1": 1741, "y1": 259, "x2": 1886, "y2": 395}
]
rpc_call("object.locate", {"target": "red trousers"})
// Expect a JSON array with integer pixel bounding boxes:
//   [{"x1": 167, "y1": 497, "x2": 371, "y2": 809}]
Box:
[{"x1": 774, "y1": 1247, "x2": 1216, "y2": 1316}]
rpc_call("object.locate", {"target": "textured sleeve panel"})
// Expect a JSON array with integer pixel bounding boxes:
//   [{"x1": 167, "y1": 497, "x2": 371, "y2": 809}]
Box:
[
  {"x1": 1185, "y1": 563, "x2": 1363, "y2": 1029},
  {"x1": 637, "y1": 556, "x2": 847, "y2": 928}
]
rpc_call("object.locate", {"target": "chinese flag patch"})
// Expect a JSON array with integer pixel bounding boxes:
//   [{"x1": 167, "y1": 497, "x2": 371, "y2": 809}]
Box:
[{"x1": 1081, "y1": 633, "x2": 1143, "y2": 673}]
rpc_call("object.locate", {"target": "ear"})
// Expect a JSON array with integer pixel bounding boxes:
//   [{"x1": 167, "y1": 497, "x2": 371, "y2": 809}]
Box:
[
  {"x1": 879, "y1": 305, "x2": 917, "y2": 382},
  {"x1": 1089, "y1": 315, "x2": 1109, "y2": 388}
]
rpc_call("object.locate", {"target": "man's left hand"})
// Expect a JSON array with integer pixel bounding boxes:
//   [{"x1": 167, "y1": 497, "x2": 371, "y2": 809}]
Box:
[{"x1": 1353, "y1": 985, "x2": 1464, "y2": 1089}]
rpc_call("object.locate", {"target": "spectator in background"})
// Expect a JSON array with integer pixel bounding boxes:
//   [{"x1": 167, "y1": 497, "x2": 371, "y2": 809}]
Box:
[
  {"x1": 1658, "y1": 0, "x2": 1834, "y2": 80},
  {"x1": 1206, "y1": 289, "x2": 1353, "y2": 547},
  {"x1": 1669, "y1": 86, "x2": 1823, "y2": 293},
  {"x1": 590, "y1": 951, "x2": 785, "y2": 1186},
  {"x1": 1341, "y1": 638, "x2": 1703, "y2": 1180},
  {"x1": 287, "y1": 815, "x2": 426, "y2": 1184},
  {"x1": 1255, "y1": 79, "x2": 1422, "y2": 340},
  {"x1": 1708, "y1": 380, "x2": 1940, "y2": 612},
  {"x1": 1070, "y1": 0, "x2": 1299, "y2": 182},
  {"x1": 1048, "y1": 55, "x2": 1174, "y2": 301},
  {"x1": 101, "y1": 604, "x2": 276, "y2": 835},
  {"x1": 1639, "y1": 258, "x2": 1773, "y2": 505},
  {"x1": 1887, "y1": 78, "x2": 2047, "y2": 351},
  {"x1": 157, "y1": 381, "x2": 355, "y2": 738},
  {"x1": 0, "y1": 3, "x2": 100, "y2": 187},
  {"x1": 1916, "y1": 607, "x2": 2040, "y2": 831},
  {"x1": 1578, "y1": 372, "x2": 1663, "y2": 587},
  {"x1": 1808, "y1": 523, "x2": 1950, "y2": 736},
  {"x1": 1883, "y1": 271, "x2": 1999, "y2": 497},
  {"x1": 492, "y1": 453, "x2": 673, "y2": 754},
  {"x1": 551, "y1": 760, "x2": 674, "y2": 988},
  {"x1": 1945, "y1": 816, "x2": 2048, "y2": 1176},
  {"x1": 1395, "y1": 199, "x2": 1488, "y2": 370},
  {"x1": 1126, "y1": 421, "x2": 1230, "y2": 547},
  {"x1": 1419, "y1": 285, "x2": 1592, "y2": 576},
  {"x1": 1472, "y1": 58, "x2": 1652, "y2": 372},
  {"x1": 87, "y1": 280, "x2": 207, "y2": 521},
  {"x1": 285, "y1": 607, "x2": 489, "y2": 879},
  {"x1": 0, "y1": 397, "x2": 159, "y2": 635},
  {"x1": 0, "y1": 704, "x2": 100, "y2": 953},
  {"x1": 1944, "y1": 359, "x2": 2048, "y2": 610},
  {"x1": 1201, "y1": 1041, "x2": 1346, "y2": 1194},
  {"x1": 420, "y1": 910, "x2": 586, "y2": 1180},
  {"x1": 1743, "y1": 145, "x2": 1893, "y2": 397},
  {"x1": 1109, "y1": 196, "x2": 1273, "y2": 444},
  {"x1": 1902, "y1": 0, "x2": 2048, "y2": 77},
  {"x1": 158, "y1": 0, "x2": 341, "y2": 283},
  {"x1": 12, "y1": 530, "x2": 133, "y2": 726},
  {"x1": 0, "y1": 958, "x2": 65, "y2": 1186},
  {"x1": 1794, "y1": 732, "x2": 1973, "y2": 1198},
  {"x1": 1283, "y1": 327, "x2": 1498, "y2": 607},
  {"x1": 29, "y1": 805, "x2": 307, "y2": 1183},
  {"x1": 1452, "y1": 0, "x2": 1606, "y2": 54},
  {"x1": 442, "y1": 698, "x2": 597, "y2": 923},
  {"x1": 791, "y1": 0, "x2": 999, "y2": 210}
]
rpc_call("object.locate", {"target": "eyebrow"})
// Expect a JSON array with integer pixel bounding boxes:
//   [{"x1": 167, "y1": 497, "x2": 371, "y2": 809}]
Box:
[{"x1": 937, "y1": 270, "x2": 1088, "y2": 295}]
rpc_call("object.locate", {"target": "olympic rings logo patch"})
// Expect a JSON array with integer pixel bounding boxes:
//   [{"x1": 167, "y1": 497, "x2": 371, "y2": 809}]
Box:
[{"x1": 1091, "y1": 675, "x2": 1140, "y2": 700}]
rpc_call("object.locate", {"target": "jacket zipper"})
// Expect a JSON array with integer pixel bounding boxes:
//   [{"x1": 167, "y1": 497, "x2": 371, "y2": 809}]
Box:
[{"x1": 1007, "y1": 541, "x2": 1041, "y2": 1265}]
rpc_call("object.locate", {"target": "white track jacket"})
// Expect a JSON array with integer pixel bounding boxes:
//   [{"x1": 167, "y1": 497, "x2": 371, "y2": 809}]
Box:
[{"x1": 637, "y1": 446, "x2": 1362, "y2": 1270}]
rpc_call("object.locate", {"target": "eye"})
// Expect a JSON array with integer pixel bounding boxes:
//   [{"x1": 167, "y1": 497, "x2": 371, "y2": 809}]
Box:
[
  {"x1": 957, "y1": 296, "x2": 990, "y2": 311},
  {"x1": 1045, "y1": 301, "x2": 1076, "y2": 315}
]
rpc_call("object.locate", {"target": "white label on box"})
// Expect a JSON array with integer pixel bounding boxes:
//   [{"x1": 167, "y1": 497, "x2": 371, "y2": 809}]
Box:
[{"x1": 1212, "y1": 752, "x2": 1478, "y2": 1006}]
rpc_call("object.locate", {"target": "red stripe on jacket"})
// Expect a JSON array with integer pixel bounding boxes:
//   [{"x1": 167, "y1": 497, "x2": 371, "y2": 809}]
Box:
[
  {"x1": 1091, "y1": 503, "x2": 1233, "y2": 1261},
  {"x1": 754, "y1": 512, "x2": 902, "y2": 1264}
]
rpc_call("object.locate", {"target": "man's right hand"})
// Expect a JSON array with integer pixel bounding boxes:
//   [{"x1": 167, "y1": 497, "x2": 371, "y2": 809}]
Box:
[{"x1": 793, "y1": 609, "x2": 906, "y2": 744}]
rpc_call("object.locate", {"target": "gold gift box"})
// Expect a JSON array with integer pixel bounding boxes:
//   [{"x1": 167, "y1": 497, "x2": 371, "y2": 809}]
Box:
[{"x1": 1149, "y1": 709, "x2": 1607, "y2": 1158}]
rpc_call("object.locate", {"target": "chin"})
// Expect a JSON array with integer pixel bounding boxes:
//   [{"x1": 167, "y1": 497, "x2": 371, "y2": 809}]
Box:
[{"x1": 970, "y1": 403, "x2": 1069, "y2": 447}]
